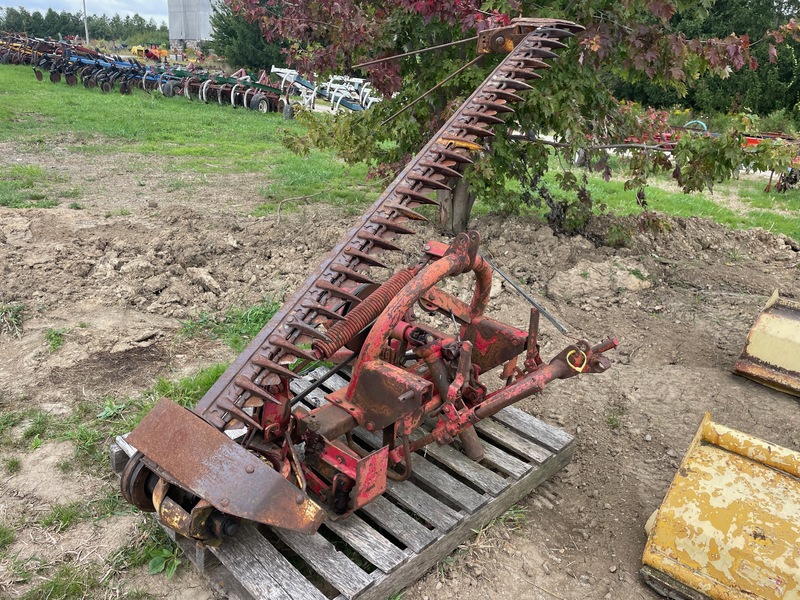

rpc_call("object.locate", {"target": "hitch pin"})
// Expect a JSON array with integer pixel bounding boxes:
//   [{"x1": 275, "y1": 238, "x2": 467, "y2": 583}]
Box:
[{"x1": 449, "y1": 309, "x2": 462, "y2": 343}]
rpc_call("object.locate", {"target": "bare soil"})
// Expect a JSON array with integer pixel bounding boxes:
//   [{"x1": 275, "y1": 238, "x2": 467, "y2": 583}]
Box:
[{"x1": 1, "y1": 142, "x2": 799, "y2": 599}]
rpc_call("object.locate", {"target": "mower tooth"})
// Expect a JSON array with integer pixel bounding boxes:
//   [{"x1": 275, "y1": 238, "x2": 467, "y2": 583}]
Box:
[
  {"x1": 407, "y1": 173, "x2": 452, "y2": 192},
  {"x1": 531, "y1": 37, "x2": 568, "y2": 50},
  {"x1": 268, "y1": 336, "x2": 320, "y2": 360},
  {"x1": 438, "y1": 135, "x2": 488, "y2": 153},
  {"x1": 535, "y1": 26, "x2": 577, "y2": 39},
  {"x1": 317, "y1": 280, "x2": 364, "y2": 304},
  {"x1": 290, "y1": 319, "x2": 331, "y2": 342},
  {"x1": 229, "y1": 380, "x2": 277, "y2": 412},
  {"x1": 505, "y1": 68, "x2": 542, "y2": 81},
  {"x1": 516, "y1": 58, "x2": 550, "y2": 70},
  {"x1": 482, "y1": 88, "x2": 525, "y2": 103},
  {"x1": 344, "y1": 247, "x2": 389, "y2": 269},
  {"x1": 462, "y1": 109, "x2": 505, "y2": 125},
  {"x1": 358, "y1": 231, "x2": 403, "y2": 251},
  {"x1": 369, "y1": 216, "x2": 416, "y2": 235},
  {"x1": 458, "y1": 123, "x2": 496, "y2": 139},
  {"x1": 252, "y1": 355, "x2": 300, "y2": 379},
  {"x1": 495, "y1": 77, "x2": 536, "y2": 91},
  {"x1": 419, "y1": 160, "x2": 463, "y2": 179},
  {"x1": 523, "y1": 47, "x2": 560, "y2": 60},
  {"x1": 300, "y1": 303, "x2": 346, "y2": 322},
  {"x1": 383, "y1": 202, "x2": 428, "y2": 221},
  {"x1": 218, "y1": 393, "x2": 268, "y2": 426},
  {"x1": 431, "y1": 146, "x2": 475, "y2": 163},
  {"x1": 332, "y1": 263, "x2": 377, "y2": 284},
  {"x1": 396, "y1": 186, "x2": 440, "y2": 206}
]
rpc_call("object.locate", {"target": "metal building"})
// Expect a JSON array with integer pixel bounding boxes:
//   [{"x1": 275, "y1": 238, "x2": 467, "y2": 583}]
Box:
[{"x1": 168, "y1": 0, "x2": 213, "y2": 49}]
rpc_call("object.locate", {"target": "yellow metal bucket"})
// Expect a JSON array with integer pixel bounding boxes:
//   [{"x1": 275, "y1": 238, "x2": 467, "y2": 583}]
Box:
[
  {"x1": 734, "y1": 291, "x2": 800, "y2": 397},
  {"x1": 641, "y1": 413, "x2": 800, "y2": 600}
]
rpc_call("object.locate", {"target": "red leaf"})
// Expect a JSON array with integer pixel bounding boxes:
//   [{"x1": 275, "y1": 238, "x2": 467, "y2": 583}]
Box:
[{"x1": 769, "y1": 44, "x2": 778, "y2": 64}]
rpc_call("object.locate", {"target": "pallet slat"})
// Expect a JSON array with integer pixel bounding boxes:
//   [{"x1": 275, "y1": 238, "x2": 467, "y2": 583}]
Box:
[
  {"x1": 480, "y1": 441, "x2": 531, "y2": 479},
  {"x1": 410, "y1": 430, "x2": 509, "y2": 496},
  {"x1": 209, "y1": 522, "x2": 328, "y2": 600},
  {"x1": 493, "y1": 407, "x2": 573, "y2": 452},
  {"x1": 474, "y1": 419, "x2": 553, "y2": 464},
  {"x1": 359, "y1": 495, "x2": 438, "y2": 554},
  {"x1": 325, "y1": 513, "x2": 407, "y2": 573},
  {"x1": 383, "y1": 479, "x2": 461, "y2": 532},
  {"x1": 274, "y1": 528, "x2": 374, "y2": 598},
  {"x1": 288, "y1": 378, "x2": 328, "y2": 408}
]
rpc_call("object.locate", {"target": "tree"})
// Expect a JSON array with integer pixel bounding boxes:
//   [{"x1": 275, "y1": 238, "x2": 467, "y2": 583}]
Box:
[
  {"x1": 210, "y1": 1, "x2": 285, "y2": 70},
  {"x1": 226, "y1": 0, "x2": 800, "y2": 234}
]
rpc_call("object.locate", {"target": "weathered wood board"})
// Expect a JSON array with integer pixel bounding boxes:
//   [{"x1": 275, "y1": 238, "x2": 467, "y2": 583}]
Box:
[{"x1": 111, "y1": 368, "x2": 574, "y2": 600}]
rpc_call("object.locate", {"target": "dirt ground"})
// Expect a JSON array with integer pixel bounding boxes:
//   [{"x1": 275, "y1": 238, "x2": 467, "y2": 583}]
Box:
[{"x1": 1, "y1": 141, "x2": 799, "y2": 599}]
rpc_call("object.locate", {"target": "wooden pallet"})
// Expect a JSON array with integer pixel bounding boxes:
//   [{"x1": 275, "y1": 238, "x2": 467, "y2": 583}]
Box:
[{"x1": 111, "y1": 367, "x2": 574, "y2": 600}]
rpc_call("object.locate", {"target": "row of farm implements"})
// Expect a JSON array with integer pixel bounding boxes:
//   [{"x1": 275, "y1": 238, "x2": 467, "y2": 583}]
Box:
[
  {"x1": 1, "y1": 33, "x2": 382, "y2": 114},
  {"x1": 0, "y1": 33, "x2": 282, "y2": 111}
]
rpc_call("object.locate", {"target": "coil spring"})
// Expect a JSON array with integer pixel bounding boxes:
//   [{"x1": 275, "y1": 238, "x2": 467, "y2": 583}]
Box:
[{"x1": 314, "y1": 267, "x2": 418, "y2": 358}]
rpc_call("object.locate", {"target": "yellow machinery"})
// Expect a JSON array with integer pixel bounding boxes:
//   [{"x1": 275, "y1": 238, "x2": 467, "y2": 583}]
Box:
[
  {"x1": 734, "y1": 291, "x2": 800, "y2": 397},
  {"x1": 642, "y1": 413, "x2": 800, "y2": 599}
]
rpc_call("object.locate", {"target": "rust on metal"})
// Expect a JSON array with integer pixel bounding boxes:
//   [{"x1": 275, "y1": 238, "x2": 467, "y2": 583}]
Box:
[
  {"x1": 114, "y1": 18, "x2": 623, "y2": 541},
  {"x1": 127, "y1": 399, "x2": 325, "y2": 533}
]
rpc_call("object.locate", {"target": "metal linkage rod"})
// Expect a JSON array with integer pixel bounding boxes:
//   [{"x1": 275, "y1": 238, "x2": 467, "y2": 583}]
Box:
[
  {"x1": 482, "y1": 255, "x2": 569, "y2": 334},
  {"x1": 353, "y1": 36, "x2": 478, "y2": 69}
]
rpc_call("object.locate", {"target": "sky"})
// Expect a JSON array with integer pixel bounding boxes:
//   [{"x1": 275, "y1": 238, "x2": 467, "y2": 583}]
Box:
[{"x1": 4, "y1": 1, "x2": 169, "y2": 25}]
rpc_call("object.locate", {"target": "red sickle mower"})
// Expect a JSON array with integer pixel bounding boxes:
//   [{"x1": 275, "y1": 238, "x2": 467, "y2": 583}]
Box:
[{"x1": 118, "y1": 17, "x2": 617, "y2": 542}]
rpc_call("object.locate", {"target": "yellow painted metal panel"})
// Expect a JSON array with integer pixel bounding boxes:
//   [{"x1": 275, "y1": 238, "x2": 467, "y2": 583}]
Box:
[
  {"x1": 734, "y1": 291, "x2": 800, "y2": 397},
  {"x1": 642, "y1": 413, "x2": 800, "y2": 600}
]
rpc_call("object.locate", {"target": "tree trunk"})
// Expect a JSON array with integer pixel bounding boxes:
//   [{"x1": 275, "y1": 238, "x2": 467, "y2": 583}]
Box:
[{"x1": 435, "y1": 167, "x2": 476, "y2": 235}]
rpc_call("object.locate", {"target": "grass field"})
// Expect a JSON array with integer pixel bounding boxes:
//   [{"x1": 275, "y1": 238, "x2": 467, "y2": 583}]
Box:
[
  {"x1": 2, "y1": 64, "x2": 799, "y2": 238},
  {"x1": 0, "y1": 65, "x2": 380, "y2": 212}
]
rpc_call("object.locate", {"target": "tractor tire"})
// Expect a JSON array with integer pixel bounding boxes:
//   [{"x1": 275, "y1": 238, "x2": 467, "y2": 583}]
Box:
[
  {"x1": 163, "y1": 81, "x2": 176, "y2": 98},
  {"x1": 249, "y1": 93, "x2": 269, "y2": 113}
]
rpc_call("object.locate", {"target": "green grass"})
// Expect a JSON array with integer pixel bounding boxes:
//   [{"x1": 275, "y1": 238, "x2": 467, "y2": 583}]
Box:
[
  {"x1": 45, "y1": 327, "x2": 70, "y2": 352},
  {"x1": 40, "y1": 502, "x2": 86, "y2": 532},
  {"x1": 0, "y1": 164, "x2": 59, "y2": 209},
  {"x1": 21, "y1": 563, "x2": 101, "y2": 599},
  {"x1": 180, "y1": 298, "x2": 281, "y2": 352},
  {"x1": 0, "y1": 303, "x2": 25, "y2": 337},
  {"x1": 0, "y1": 65, "x2": 382, "y2": 211},
  {"x1": 4, "y1": 457, "x2": 21, "y2": 474},
  {"x1": 0, "y1": 523, "x2": 15, "y2": 550}
]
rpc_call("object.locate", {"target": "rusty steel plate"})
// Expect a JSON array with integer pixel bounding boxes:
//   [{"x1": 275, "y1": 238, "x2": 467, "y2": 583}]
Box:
[
  {"x1": 734, "y1": 291, "x2": 800, "y2": 397},
  {"x1": 127, "y1": 399, "x2": 325, "y2": 533},
  {"x1": 642, "y1": 413, "x2": 800, "y2": 599}
]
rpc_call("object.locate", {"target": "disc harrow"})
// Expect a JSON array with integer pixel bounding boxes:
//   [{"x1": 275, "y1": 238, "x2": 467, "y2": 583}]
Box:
[{"x1": 115, "y1": 18, "x2": 614, "y2": 544}]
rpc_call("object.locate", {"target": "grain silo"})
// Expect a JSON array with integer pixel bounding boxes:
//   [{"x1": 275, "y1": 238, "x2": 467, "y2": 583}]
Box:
[{"x1": 168, "y1": 0, "x2": 213, "y2": 50}]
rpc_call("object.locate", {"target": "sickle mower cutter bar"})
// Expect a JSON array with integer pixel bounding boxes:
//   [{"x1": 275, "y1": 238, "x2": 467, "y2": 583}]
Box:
[
  {"x1": 0, "y1": 33, "x2": 283, "y2": 112},
  {"x1": 115, "y1": 17, "x2": 616, "y2": 555}
]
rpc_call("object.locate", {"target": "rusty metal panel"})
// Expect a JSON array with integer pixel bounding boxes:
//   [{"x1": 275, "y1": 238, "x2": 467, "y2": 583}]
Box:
[
  {"x1": 128, "y1": 399, "x2": 325, "y2": 533},
  {"x1": 734, "y1": 291, "x2": 800, "y2": 397},
  {"x1": 642, "y1": 413, "x2": 800, "y2": 599}
]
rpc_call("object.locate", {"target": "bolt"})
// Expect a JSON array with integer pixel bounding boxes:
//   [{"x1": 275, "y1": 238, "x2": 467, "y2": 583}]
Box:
[
  {"x1": 424, "y1": 245, "x2": 431, "y2": 251},
  {"x1": 245, "y1": 465, "x2": 254, "y2": 474},
  {"x1": 296, "y1": 493, "x2": 305, "y2": 505},
  {"x1": 221, "y1": 498, "x2": 229, "y2": 507},
  {"x1": 366, "y1": 421, "x2": 375, "y2": 431},
  {"x1": 495, "y1": 35, "x2": 506, "y2": 47}
]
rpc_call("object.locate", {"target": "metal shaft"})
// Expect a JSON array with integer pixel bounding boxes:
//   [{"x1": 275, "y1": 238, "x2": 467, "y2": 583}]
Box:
[{"x1": 482, "y1": 255, "x2": 569, "y2": 334}]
